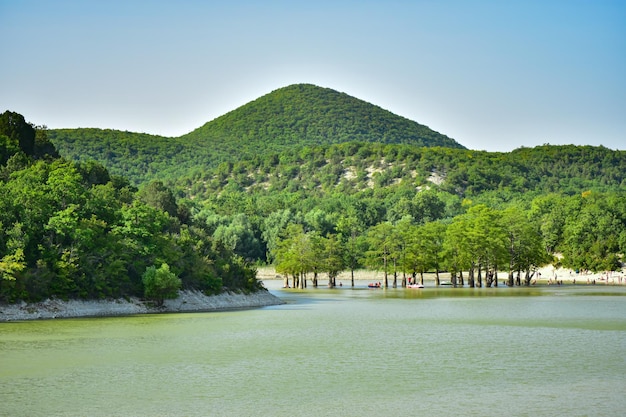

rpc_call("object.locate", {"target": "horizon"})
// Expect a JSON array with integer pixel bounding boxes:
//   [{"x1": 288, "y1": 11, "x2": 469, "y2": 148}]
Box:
[{"x1": 1, "y1": 1, "x2": 624, "y2": 152}]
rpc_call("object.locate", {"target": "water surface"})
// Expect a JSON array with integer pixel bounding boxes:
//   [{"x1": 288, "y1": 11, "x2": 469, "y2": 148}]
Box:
[{"x1": 1, "y1": 282, "x2": 625, "y2": 416}]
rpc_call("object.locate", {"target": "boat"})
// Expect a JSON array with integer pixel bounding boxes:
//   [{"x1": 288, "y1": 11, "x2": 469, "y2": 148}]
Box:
[
  {"x1": 406, "y1": 283, "x2": 424, "y2": 289},
  {"x1": 439, "y1": 281, "x2": 452, "y2": 286},
  {"x1": 368, "y1": 283, "x2": 381, "y2": 288}
]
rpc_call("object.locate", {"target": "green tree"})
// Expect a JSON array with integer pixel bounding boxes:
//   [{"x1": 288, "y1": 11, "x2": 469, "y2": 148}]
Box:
[
  {"x1": 0, "y1": 222, "x2": 26, "y2": 282},
  {"x1": 443, "y1": 211, "x2": 475, "y2": 286},
  {"x1": 142, "y1": 263, "x2": 181, "y2": 306},
  {"x1": 0, "y1": 111, "x2": 35, "y2": 156},
  {"x1": 336, "y1": 209, "x2": 366, "y2": 287},
  {"x1": 413, "y1": 190, "x2": 446, "y2": 224},
  {"x1": 212, "y1": 213, "x2": 263, "y2": 261},
  {"x1": 273, "y1": 224, "x2": 314, "y2": 289},
  {"x1": 138, "y1": 180, "x2": 178, "y2": 218},
  {"x1": 500, "y1": 207, "x2": 550, "y2": 286},
  {"x1": 402, "y1": 223, "x2": 426, "y2": 285},
  {"x1": 0, "y1": 133, "x2": 21, "y2": 165},
  {"x1": 320, "y1": 234, "x2": 346, "y2": 287},
  {"x1": 262, "y1": 209, "x2": 296, "y2": 263},
  {"x1": 561, "y1": 192, "x2": 623, "y2": 272},
  {"x1": 413, "y1": 221, "x2": 447, "y2": 285},
  {"x1": 364, "y1": 222, "x2": 395, "y2": 288}
]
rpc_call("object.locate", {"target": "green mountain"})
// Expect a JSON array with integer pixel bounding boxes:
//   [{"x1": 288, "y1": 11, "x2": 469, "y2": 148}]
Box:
[
  {"x1": 182, "y1": 83, "x2": 462, "y2": 149},
  {"x1": 48, "y1": 84, "x2": 463, "y2": 185}
]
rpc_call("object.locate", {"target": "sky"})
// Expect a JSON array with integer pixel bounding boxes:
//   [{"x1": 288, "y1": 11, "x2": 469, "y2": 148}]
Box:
[{"x1": 1, "y1": 0, "x2": 624, "y2": 152}]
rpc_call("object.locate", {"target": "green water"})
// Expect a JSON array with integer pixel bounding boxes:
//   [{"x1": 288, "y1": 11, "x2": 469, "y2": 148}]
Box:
[{"x1": 1, "y1": 282, "x2": 625, "y2": 416}]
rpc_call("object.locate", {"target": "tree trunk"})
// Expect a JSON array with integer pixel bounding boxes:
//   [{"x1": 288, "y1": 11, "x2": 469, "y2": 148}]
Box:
[
  {"x1": 525, "y1": 270, "x2": 534, "y2": 286},
  {"x1": 383, "y1": 256, "x2": 388, "y2": 288},
  {"x1": 351, "y1": 268, "x2": 355, "y2": 287},
  {"x1": 419, "y1": 271, "x2": 424, "y2": 285},
  {"x1": 459, "y1": 270, "x2": 464, "y2": 286},
  {"x1": 508, "y1": 271, "x2": 514, "y2": 287},
  {"x1": 486, "y1": 265, "x2": 492, "y2": 286},
  {"x1": 393, "y1": 259, "x2": 398, "y2": 288},
  {"x1": 435, "y1": 270, "x2": 440, "y2": 286},
  {"x1": 468, "y1": 267, "x2": 475, "y2": 288},
  {"x1": 476, "y1": 264, "x2": 482, "y2": 287}
]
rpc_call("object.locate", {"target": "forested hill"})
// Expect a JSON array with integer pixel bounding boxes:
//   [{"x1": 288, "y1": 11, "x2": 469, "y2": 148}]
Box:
[
  {"x1": 178, "y1": 142, "x2": 626, "y2": 208},
  {"x1": 181, "y1": 84, "x2": 462, "y2": 150},
  {"x1": 48, "y1": 84, "x2": 463, "y2": 185}
]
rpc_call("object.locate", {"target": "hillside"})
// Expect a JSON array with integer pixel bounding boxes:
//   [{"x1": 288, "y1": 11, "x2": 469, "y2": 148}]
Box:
[
  {"x1": 174, "y1": 141, "x2": 626, "y2": 275},
  {"x1": 177, "y1": 142, "x2": 626, "y2": 213},
  {"x1": 48, "y1": 84, "x2": 463, "y2": 185}
]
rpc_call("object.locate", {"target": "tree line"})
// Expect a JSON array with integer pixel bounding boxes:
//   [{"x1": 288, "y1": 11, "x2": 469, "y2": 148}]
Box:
[{"x1": 267, "y1": 193, "x2": 625, "y2": 288}]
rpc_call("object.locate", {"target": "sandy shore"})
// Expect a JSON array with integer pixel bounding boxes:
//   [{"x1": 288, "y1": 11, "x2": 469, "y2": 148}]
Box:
[
  {"x1": 257, "y1": 265, "x2": 626, "y2": 286},
  {"x1": 0, "y1": 289, "x2": 284, "y2": 322}
]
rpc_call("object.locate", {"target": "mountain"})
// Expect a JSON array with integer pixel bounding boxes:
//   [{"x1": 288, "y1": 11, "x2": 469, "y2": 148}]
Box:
[
  {"x1": 181, "y1": 84, "x2": 463, "y2": 149},
  {"x1": 48, "y1": 84, "x2": 464, "y2": 185}
]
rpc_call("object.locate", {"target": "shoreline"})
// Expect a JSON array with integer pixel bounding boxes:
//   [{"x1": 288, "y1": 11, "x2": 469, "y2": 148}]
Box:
[{"x1": 0, "y1": 289, "x2": 285, "y2": 322}]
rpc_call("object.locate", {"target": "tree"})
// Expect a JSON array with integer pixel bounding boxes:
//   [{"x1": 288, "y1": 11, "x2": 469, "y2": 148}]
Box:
[
  {"x1": 142, "y1": 263, "x2": 181, "y2": 306},
  {"x1": 500, "y1": 207, "x2": 549, "y2": 286},
  {"x1": 0, "y1": 133, "x2": 21, "y2": 165},
  {"x1": 336, "y1": 209, "x2": 366, "y2": 287},
  {"x1": 412, "y1": 190, "x2": 446, "y2": 224},
  {"x1": 33, "y1": 125, "x2": 59, "y2": 159},
  {"x1": 0, "y1": 111, "x2": 35, "y2": 156},
  {"x1": 561, "y1": 192, "x2": 623, "y2": 272},
  {"x1": 443, "y1": 212, "x2": 475, "y2": 286},
  {"x1": 402, "y1": 223, "x2": 427, "y2": 285},
  {"x1": 0, "y1": 221, "x2": 26, "y2": 282},
  {"x1": 416, "y1": 221, "x2": 447, "y2": 285},
  {"x1": 320, "y1": 234, "x2": 345, "y2": 287},
  {"x1": 364, "y1": 222, "x2": 395, "y2": 288},
  {"x1": 213, "y1": 213, "x2": 263, "y2": 261},
  {"x1": 262, "y1": 209, "x2": 296, "y2": 263},
  {"x1": 138, "y1": 180, "x2": 178, "y2": 218},
  {"x1": 273, "y1": 224, "x2": 315, "y2": 289}
]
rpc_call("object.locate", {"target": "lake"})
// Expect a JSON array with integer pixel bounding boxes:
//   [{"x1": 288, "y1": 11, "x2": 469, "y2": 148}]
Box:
[{"x1": 1, "y1": 281, "x2": 625, "y2": 416}]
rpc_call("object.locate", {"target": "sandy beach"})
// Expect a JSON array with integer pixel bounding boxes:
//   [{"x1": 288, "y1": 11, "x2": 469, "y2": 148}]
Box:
[{"x1": 257, "y1": 265, "x2": 626, "y2": 286}]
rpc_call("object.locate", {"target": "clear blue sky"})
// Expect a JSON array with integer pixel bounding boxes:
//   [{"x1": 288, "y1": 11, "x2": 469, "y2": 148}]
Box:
[{"x1": 1, "y1": 0, "x2": 624, "y2": 151}]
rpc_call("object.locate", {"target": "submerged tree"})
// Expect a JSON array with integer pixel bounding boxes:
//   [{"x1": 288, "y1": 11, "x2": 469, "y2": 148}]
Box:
[{"x1": 364, "y1": 222, "x2": 395, "y2": 288}]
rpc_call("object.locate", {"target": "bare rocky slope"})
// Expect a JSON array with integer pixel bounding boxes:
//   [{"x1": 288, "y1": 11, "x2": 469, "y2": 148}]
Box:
[{"x1": 0, "y1": 289, "x2": 284, "y2": 321}]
